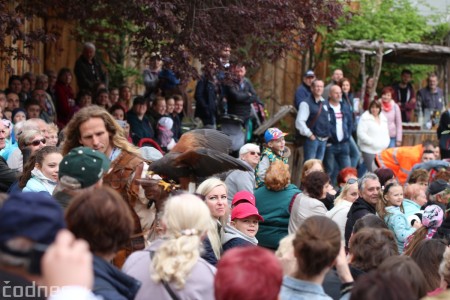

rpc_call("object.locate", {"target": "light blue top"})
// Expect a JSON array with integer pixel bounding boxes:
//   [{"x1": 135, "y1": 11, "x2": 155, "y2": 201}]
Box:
[
  {"x1": 280, "y1": 276, "x2": 332, "y2": 300},
  {"x1": 384, "y1": 206, "x2": 416, "y2": 254},
  {"x1": 402, "y1": 199, "x2": 422, "y2": 219}
]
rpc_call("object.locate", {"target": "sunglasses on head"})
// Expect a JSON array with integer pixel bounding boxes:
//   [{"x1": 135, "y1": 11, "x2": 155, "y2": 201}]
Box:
[
  {"x1": 28, "y1": 138, "x2": 46, "y2": 147},
  {"x1": 347, "y1": 178, "x2": 358, "y2": 184}
]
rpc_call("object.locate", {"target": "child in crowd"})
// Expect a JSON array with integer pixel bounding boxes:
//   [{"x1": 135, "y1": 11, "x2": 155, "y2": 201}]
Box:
[
  {"x1": 255, "y1": 127, "x2": 289, "y2": 188},
  {"x1": 157, "y1": 116, "x2": 176, "y2": 151},
  {"x1": 377, "y1": 182, "x2": 421, "y2": 253},
  {"x1": 21, "y1": 146, "x2": 62, "y2": 195},
  {"x1": 166, "y1": 96, "x2": 175, "y2": 115},
  {"x1": 222, "y1": 202, "x2": 263, "y2": 252},
  {"x1": 12, "y1": 108, "x2": 26, "y2": 124},
  {"x1": 47, "y1": 123, "x2": 59, "y2": 147}
]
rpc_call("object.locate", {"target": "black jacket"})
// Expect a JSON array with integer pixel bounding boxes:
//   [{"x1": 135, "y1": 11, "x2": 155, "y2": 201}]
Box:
[
  {"x1": 194, "y1": 76, "x2": 218, "y2": 126},
  {"x1": 74, "y1": 55, "x2": 106, "y2": 92},
  {"x1": 0, "y1": 156, "x2": 18, "y2": 192},
  {"x1": 223, "y1": 78, "x2": 259, "y2": 122},
  {"x1": 93, "y1": 255, "x2": 141, "y2": 300},
  {"x1": 344, "y1": 197, "x2": 376, "y2": 247}
]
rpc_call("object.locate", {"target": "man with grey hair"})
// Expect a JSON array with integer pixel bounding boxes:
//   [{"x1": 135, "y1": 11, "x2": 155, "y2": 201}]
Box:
[
  {"x1": 225, "y1": 143, "x2": 260, "y2": 205},
  {"x1": 74, "y1": 42, "x2": 106, "y2": 92},
  {"x1": 344, "y1": 172, "x2": 381, "y2": 246}
]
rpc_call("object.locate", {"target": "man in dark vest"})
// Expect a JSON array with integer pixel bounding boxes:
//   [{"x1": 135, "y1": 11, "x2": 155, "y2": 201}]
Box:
[{"x1": 295, "y1": 79, "x2": 331, "y2": 162}]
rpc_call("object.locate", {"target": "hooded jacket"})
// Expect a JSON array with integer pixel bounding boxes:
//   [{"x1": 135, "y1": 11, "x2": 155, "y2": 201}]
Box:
[
  {"x1": 93, "y1": 255, "x2": 141, "y2": 300},
  {"x1": 222, "y1": 224, "x2": 258, "y2": 252},
  {"x1": 23, "y1": 169, "x2": 57, "y2": 195},
  {"x1": 344, "y1": 197, "x2": 377, "y2": 247}
]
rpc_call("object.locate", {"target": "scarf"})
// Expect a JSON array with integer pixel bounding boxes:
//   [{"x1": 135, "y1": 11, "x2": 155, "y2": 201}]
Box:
[{"x1": 382, "y1": 100, "x2": 393, "y2": 112}]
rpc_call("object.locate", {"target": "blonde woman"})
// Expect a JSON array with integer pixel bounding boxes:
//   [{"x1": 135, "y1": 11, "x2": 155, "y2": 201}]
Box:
[
  {"x1": 122, "y1": 194, "x2": 215, "y2": 300},
  {"x1": 196, "y1": 177, "x2": 229, "y2": 266},
  {"x1": 326, "y1": 179, "x2": 359, "y2": 240}
]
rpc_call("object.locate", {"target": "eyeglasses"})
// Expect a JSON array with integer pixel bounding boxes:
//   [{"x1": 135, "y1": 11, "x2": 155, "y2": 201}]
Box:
[
  {"x1": 28, "y1": 138, "x2": 46, "y2": 146},
  {"x1": 249, "y1": 151, "x2": 260, "y2": 156},
  {"x1": 347, "y1": 178, "x2": 358, "y2": 184}
]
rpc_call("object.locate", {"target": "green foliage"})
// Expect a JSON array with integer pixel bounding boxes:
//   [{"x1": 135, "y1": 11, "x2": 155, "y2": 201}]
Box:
[{"x1": 322, "y1": 0, "x2": 449, "y2": 88}]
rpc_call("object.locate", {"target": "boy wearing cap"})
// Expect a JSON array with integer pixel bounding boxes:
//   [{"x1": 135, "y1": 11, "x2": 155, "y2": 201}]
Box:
[
  {"x1": 53, "y1": 146, "x2": 110, "y2": 209},
  {"x1": 255, "y1": 127, "x2": 290, "y2": 188},
  {"x1": 222, "y1": 202, "x2": 264, "y2": 252}
]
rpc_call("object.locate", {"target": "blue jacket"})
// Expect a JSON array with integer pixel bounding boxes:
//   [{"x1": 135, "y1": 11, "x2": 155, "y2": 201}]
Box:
[
  {"x1": 294, "y1": 83, "x2": 312, "y2": 109},
  {"x1": 384, "y1": 206, "x2": 416, "y2": 254},
  {"x1": 93, "y1": 255, "x2": 141, "y2": 300},
  {"x1": 280, "y1": 276, "x2": 332, "y2": 300},
  {"x1": 327, "y1": 100, "x2": 353, "y2": 144}
]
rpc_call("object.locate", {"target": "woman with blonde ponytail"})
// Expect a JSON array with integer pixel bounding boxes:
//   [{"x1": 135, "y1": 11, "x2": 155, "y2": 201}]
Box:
[{"x1": 122, "y1": 194, "x2": 216, "y2": 300}]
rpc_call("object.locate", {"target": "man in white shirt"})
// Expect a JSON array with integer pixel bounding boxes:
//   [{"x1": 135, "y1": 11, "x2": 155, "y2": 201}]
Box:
[{"x1": 324, "y1": 85, "x2": 353, "y2": 184}]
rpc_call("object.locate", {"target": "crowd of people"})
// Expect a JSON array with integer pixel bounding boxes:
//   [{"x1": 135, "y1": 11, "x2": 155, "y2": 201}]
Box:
[{"x1": 1, "y1": 41, "x2": 450, "y2": 300}]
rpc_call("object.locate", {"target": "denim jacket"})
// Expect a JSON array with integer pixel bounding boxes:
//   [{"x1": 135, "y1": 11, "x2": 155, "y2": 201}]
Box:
[{"x1": 280, "y1": 276, "x2": 332, "y2": 300}]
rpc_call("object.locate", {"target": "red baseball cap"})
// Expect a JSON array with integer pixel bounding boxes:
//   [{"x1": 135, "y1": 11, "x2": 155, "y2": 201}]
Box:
[
  {"x1": 231, "y1": 190, "x2": 256, "y2": 207},
  {"x1": 231, "y1": 203, "x2": 264, "y2": 221}
]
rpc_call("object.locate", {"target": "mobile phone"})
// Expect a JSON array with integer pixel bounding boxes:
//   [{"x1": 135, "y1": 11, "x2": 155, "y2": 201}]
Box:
[{"x1": 116, "y1": 120, "x2": 127, "y2": 128}]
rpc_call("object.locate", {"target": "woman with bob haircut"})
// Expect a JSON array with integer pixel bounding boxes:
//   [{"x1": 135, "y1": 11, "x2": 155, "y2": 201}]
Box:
[
  {"x1": 122, "y1": 194, "x2": 215, "y2": 300},
  {"x1": 196, "y1": 177, "x2": 229, "y2": 266},
  {"x1": 65, "y1": 187, "x2": 141, "y2": 300},
  {"x1": 280, "y1": 216, "x2": 353, "y2": 299},
  {"x1": 357, "y1": 99, "x2": 390, "y2": 172},
  {"x1": 255, "y1": 161, "x2": 301, "y2": 250},
  {"x1": 288, "y1": 171, "x2": 330, "y2": 234},
  {"x1": 215, "y1": 247, "x2": 283, "y2": 300}
]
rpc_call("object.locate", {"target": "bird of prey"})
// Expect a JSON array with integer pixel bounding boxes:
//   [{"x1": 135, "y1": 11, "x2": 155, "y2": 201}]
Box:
[{"x1": 148, "y1": 129, "x2": 253, "y2": 187}]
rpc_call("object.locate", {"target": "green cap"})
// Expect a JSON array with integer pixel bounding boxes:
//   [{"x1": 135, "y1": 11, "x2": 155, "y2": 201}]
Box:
[{"x1": 59, "y1": 147, "x2": 111, "y2": 188}]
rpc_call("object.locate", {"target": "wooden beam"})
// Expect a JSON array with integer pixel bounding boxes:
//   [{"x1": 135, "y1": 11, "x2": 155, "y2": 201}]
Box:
[
  {"x1": 335, "y1": 40, "x2": 450, "y2": 54},
  {"x1": 253, "y1": 105, "x2": 297, "y2": 136}
]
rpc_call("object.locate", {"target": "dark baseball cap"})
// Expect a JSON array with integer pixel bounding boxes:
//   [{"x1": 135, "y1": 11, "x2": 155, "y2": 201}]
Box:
[{"x1": 59, "y1": 147, "x2": 111, "y2": 188}]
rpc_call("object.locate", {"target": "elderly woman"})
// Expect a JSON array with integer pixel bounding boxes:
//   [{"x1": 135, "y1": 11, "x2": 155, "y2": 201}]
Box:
[
  {"x1": 254, "y1": 161, "x2": 301, "y2": 250},
  {"x1": 196, "y1": 177, "x2": 229, "y2": 266},
  {"x1": 123, "y1": 194, "x2": 215, "y2": 300},
  {"x1": 357, "y1": 100, "x2": 390, "y2": 172},
  {"x1": 7, "y1": 129, "x2": 46, "y2": 172},
  {"x1": 288, "y1": 171, "x2": 331, "y2": 234},
  {"x1": 65, "y1": 187, "x2": 141, "y2": 300}
]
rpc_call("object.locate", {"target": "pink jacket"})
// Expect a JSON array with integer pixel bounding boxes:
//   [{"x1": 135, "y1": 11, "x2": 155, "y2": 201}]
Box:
[{"x1": 382, "y1": 101, "x2": 402, "y2": 142}]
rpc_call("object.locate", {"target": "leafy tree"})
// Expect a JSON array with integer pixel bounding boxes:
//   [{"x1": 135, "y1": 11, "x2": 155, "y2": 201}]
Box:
[{"x1": 4, "y1": 0, "x2": 346, "y2": 80}]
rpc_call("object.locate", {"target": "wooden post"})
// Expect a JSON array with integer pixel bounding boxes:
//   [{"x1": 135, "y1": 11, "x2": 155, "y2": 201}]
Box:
[
  {"x1": 360, "y1": 52, "x2": 366, "y2": 111},
  {"x1": 371, "y1": 41, "x2": 384, "y2": 101}
]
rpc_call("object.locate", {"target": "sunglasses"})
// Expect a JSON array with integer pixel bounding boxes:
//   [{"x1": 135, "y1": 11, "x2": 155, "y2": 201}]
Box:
[
  {"x1": 346, "y1": 178, "x2": 358, "y2": 184},
  {"x1": 249, "y1": 151, "x2": 260, "y2": 156},
  {"x1": 28, "y1": 138, "x2": 46, "y2": 147}
]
